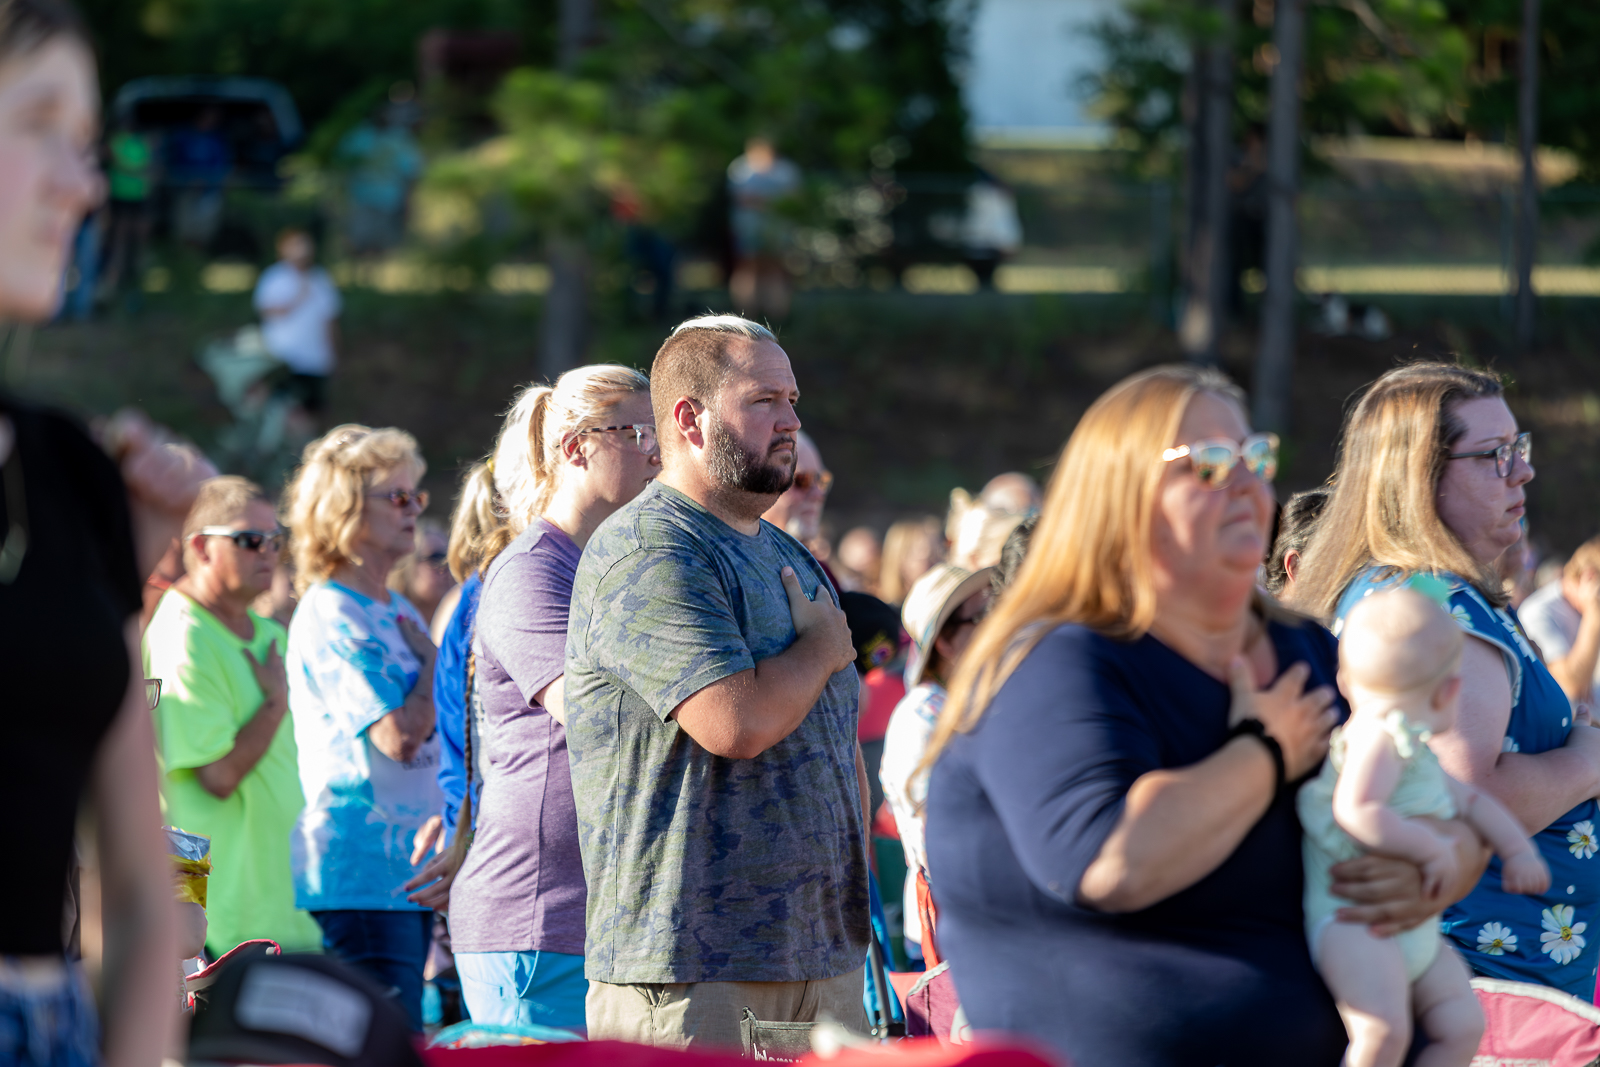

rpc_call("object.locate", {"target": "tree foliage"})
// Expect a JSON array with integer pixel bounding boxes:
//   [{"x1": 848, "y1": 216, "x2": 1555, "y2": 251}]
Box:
[{"x1": 1087, "y1": 0, "x2": 1472, "y2": 175}]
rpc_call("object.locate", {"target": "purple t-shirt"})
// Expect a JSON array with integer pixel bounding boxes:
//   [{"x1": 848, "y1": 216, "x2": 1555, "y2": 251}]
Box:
[{"x1": 447, "y1": 520, "x2": 586, "y2": 955}]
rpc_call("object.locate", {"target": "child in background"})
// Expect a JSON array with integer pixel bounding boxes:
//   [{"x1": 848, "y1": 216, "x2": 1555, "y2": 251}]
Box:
[{"x1": 1299, "y1": 586, "x2": 1551, "y2": 1067}]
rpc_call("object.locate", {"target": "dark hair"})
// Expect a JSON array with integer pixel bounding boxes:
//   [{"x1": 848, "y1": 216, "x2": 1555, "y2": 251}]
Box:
[
  {"x1": 1264, "y1": 487, "x2": 1330, "y2": 595},
  {"x1": 993, "y1": 514, "x2": 1037, "y2": 596},
  {"x1": 0, "y1": 0, "x2": 88, "y2": 64}
]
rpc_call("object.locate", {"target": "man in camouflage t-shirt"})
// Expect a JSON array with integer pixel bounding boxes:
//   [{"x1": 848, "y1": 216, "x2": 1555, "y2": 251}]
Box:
[{"x1": 566, "y1": 315, "x2": 871, "y2": 1048}]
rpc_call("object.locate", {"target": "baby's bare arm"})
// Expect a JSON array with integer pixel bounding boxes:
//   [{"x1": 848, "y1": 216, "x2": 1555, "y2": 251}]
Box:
[
  {"x1": 1334, "y1": 720, "x2": 1453, "y2": 863},
  {"x1": 1448, "y1": 776, "x2": 1551, "y2": 893}
]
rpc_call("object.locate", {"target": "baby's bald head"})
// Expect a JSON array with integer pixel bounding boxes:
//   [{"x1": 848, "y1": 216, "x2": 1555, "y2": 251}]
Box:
[{"x1": 1340, "y1": 586, "x2": 1463, "y2": 698}]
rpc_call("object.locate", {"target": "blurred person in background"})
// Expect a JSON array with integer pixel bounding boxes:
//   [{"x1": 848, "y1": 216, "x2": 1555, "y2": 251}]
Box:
[
  {"x1": 840, "y1": 590, "x2": 904, "y2": 825},
  {"x1": 978, "y1": 471, "x2": 1041, "y2": 517},
  {"x1": 0, "y1": 2, "x2": 195, "y2": 1062},
  {"x1": 409, "y1": 366, "x2": 657, "y2": 1033},
  {"x1": 418, "y1": 462, "x2": 501, "y2": 852},
  {"x1": 99, "y1": 114, "x2": 154, "y2": 301},
  {"x1": 727, "y1": 135, "x2": 800, "y2": 321},
  {"x1": 251, "y1": 555, "x2": 297, "y2": 628},
  {"x1": 284, "y1": 425, "x2": 442, "y2": 1030},
  {"x1": 878, "y1": 515, "x2": 944, "y2": 606},
  {"x1": 1262, "y1": 487, "x2": 1329, "y2": 599},
  {"x1": 143, "y1": 476, "x2": 320, "y2": 959},
  {"x1": 993, "y1": 515, "x2": 1035, "y2": 595},
  {"x1": 166, "y1": 105, "x2": 229, "y2": 248},
  {"x1": 761, "y1": 429, "x2": 834, "y2": 571},
  {"x1": 387, "y1": 517, "x2": 453, "y2": 631},
  {"x1": 254, "y1": 228, "x2": 341, "y2": 425},
  {"x1": 879, "y1": 564, "x2": 993, "y2": 966},
  {"x1": 1519, "y1": 535, "x2": 1600, "y2": 707},
  {"x1": 1497, "y1": 520, "x2": 1538, "y2": 608},
  {"x1": 836, "y1": 526, "x2": 882, "y2": 595},
  {"x1": 336, "y1": 102, "x2": 422, "y2": 256}
]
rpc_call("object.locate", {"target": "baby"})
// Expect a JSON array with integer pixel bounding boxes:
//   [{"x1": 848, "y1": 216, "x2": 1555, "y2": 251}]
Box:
[{"x1": 1299, "y1": 586, "x2": 1550, "y2": 1067}]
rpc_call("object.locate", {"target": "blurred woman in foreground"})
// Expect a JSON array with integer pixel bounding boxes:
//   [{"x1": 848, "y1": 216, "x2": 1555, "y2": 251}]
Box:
[
  {"x1": 921, "y1": 364, "x2": 1487, "y2": 1065},
  {"x1": 0, "y1": 2, "x2": 191, "y2": 1061}
]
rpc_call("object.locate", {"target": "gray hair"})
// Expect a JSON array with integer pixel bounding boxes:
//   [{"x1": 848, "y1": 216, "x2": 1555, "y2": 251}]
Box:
[{"x1": 670, "y1": 314, "x2": 775, "y2": 340}]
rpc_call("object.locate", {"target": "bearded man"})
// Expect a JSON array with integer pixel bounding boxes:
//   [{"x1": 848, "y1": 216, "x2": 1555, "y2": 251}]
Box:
[{"x1": 564, "y1": 315, "x2": 870, "y2": 1048}]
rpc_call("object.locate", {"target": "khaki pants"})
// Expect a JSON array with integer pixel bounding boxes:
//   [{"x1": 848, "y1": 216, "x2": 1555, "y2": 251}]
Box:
[{"x1": 586, "y1": 966, "x2": 868, "y2": 1049}]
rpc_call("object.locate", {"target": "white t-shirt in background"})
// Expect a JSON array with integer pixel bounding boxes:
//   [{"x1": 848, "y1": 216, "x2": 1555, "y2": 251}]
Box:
[
  {"x1": 254, "y1": 262, "x2": 342, "y2": 376},
  {"x1": 1520, "y1": 580, "x2": 1599, "y2": 700}
]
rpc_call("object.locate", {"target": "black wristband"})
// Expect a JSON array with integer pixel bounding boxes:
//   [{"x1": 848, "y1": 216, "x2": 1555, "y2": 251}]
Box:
[{"x1": 1228, "y1": 718, "x2": 1286, "y2": 793}]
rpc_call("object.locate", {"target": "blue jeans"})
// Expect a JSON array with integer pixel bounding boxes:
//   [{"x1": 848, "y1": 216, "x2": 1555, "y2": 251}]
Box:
[
  {"x1": 0, "y1": 958, "x2": 98, "y2": 1067},
  {"x1": 311, "y1": 910, "x2": 432, "y2": 1031},
  {"x1": 455, "y1": 950, "x2": 587, "y2": 1034}
]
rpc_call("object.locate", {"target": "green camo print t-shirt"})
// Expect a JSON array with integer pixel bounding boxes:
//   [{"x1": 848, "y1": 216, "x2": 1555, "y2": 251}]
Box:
[{"x1": 565, "y1": 480, "x2": 871, "y2": 984}]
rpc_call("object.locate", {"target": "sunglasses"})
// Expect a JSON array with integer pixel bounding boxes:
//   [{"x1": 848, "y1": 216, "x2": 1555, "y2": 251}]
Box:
[
  {"x1": 145, "y1": 678, "x2": 162, "y2": 711},
  {"x1": 1162, "y1": 432, "x2": 1280, "y2": 490},
  {"x1": 792, "y1": 469, "x2": 834, "y2": 493},
  {"x1": 579, "y1": 424, "x2": 658, "y2": 454},
  {"x1": 369, "y1": 489, "x2": 429, "y2": 511},
  {"x1": 1448, "y1": 431, "x2": 1531, "y2": 479},
  {"x1": 198, "y1": 526, "x2": 286, "y2": 552}
]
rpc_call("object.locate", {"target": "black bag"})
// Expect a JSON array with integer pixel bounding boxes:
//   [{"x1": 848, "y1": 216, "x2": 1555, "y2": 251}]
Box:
[{"x1": 739, "y1": 1007, "x2": 816, "y2": 1062}]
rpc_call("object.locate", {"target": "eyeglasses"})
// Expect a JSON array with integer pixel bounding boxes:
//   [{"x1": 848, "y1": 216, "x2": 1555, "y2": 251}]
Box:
[
  {"x1": 198, "y1": 526, "x2": 287, "y2": 553},
  {"x1": 1448, "y1": 431, "x2": 1532, "y2": 478},
  {"x1": 369, "y1": 489, "x2": 429, "y2": 511},
  {"x1": 579, "y1": 424, "x2": 658, "y2": 454},
  {"x1": 145, "y1": 678, "x2": 162, "y2": 711},
  {"x1": 1162, "y1": 432, "x2": 1280, "y2": 490},
  {"x1": 792, "y1": 469, "x2": 834, "y2": 493}
]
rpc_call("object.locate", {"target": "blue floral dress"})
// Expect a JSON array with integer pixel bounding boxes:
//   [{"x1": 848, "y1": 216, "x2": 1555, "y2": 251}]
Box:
[{"x1": 1336, "y1": 568, "x2": 1600, "y2": 999}]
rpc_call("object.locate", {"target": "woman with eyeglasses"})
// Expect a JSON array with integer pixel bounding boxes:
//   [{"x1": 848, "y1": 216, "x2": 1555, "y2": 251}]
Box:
[
  {"x1": 0, "y1": 2, "x2": 206, "y2": 1062},
  {"x1": 282, "y1": 424, "x2": 443, "y2": 1031},
  {"x1": 405, "y1": 366, "x2": 657, "y2": 1034},
  {"x1": 1291, "y1": 362, "x2": 1600, "y2": 1000},
  {"x1": 918, "y1": 365, "x2": 1486, "y2": 1065}
]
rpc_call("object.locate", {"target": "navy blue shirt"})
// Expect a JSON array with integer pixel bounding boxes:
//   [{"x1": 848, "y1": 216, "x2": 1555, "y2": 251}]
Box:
[{"x1": 926, "y1": 617, "x2": 1349, "y2": 1067}]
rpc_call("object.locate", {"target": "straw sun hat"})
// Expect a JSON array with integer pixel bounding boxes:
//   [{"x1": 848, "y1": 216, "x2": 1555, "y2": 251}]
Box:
[{"x1": 902, "y1": 562, "x2": 995, "y2": 688}]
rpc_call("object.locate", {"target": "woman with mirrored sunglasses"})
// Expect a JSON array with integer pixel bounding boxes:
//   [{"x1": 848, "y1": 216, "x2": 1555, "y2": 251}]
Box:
[
  {"x1": 919, "y1": 364, "x2": 1484, "y2": 1066},
  {"x1": 1292, "y1": 363, "x2": 1600, "y2": 1001}
]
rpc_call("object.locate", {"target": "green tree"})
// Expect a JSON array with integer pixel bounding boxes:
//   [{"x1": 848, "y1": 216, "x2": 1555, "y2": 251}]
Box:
[{"x1": 1088, "y1": 0, "x2": 1473, "y2": 176}]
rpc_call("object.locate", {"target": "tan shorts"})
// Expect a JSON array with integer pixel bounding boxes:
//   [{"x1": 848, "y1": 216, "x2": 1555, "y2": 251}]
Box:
[{"x1": 585, "y1": 966, "x2": 868, "y2": 1050}]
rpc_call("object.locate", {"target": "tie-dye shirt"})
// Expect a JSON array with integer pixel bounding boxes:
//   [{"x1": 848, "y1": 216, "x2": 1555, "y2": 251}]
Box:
[
  {"x1": 565, "y1": 481, "x2": 871, "y2": 984},
  {"x1": 287, "y1": 580, "x2": 442, "y2": 912}
]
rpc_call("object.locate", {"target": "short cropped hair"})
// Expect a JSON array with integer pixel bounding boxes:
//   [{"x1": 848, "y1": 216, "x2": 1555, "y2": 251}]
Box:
[
  {"x1": 182, "y1": 475, "x2": 273, "y2": 570},
  {"x1": 650, "y1": 315, "x2": 776, "y2": 436},
  {"x1": 0, "y1": 0, "x2": 87, "y2": 68}
]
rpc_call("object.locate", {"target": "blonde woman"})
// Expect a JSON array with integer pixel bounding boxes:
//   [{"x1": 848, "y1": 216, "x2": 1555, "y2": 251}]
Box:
[
  {"x1": 283, "y1": 425, "x2": 442, "y2": 1031},
  {"x1": 919, "y1": 365, "x2": 1486, "y2": 1065},
  {"x1": 1291, "y1": 363, "x2": 1600, "y2": 1000},
  {"x1": 424, "y1": 366, "x2": 656, "y2": 1032},
  {"x1": 878, "y1": 515, "x2": 944, "y2": 605},
  {"x1": 420, "y1": 461, "x2": 500, "y2": 849}
]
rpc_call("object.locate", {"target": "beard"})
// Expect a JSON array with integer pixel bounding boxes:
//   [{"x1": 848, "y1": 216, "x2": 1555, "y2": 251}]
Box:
[{"x1": 706, "y1": 418, "x2": 796, "y2": 496}]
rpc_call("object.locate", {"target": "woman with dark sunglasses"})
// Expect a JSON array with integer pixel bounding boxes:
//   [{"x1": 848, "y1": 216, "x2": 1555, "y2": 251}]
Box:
[
  {"x1": 1292, "y1": 363, "x2": 1600, "y2": 1001},
  {"x1": 918, "y1": 364, "x2": 1484, "y2": 1065},
  {"x1": 0, "y1": 2, "x2": 207, "y2": 1062}
]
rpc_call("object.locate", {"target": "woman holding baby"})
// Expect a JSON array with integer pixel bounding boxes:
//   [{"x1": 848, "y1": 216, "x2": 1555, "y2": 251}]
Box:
[
  {"x1": 921, "y1": 364, "x2": 1488, "y2": 1066},
  {"x1": 1292, "y1": 362, "x2": 1600, "y2": 1004}
]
